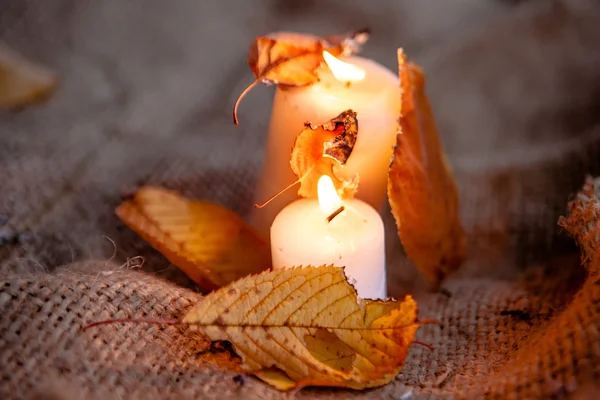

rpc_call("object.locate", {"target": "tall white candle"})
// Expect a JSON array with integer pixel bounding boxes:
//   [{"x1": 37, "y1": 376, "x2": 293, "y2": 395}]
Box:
[
  {"x1": 270, "y1": 175, "x2": 386, "y2": 299},
  {"x1": 250, "y1": 54, "x2": 400, "y2": 239}
]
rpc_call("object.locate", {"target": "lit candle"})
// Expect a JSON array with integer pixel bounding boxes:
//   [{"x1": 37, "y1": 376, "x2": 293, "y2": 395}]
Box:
[
  {"x1": 270, "y1": 175, "x2": 386, "y2": 299},
  {"x1": 251, "y1": 53, "x2": 400, "y2": 238}
]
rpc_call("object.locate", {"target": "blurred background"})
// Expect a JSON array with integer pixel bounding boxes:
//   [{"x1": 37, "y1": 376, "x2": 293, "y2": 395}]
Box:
[{"x1": 2, "y1": 0, "x2": 600, "y2": 292}]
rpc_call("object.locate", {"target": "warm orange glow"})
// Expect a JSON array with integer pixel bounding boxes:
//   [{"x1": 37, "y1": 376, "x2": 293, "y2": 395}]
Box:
[
  {"x1": 323, "y1": 51, "x2": 365, "y2": 82},
  {"x1": 318, "y1": 175, "x2": 343, "y2": 215}
]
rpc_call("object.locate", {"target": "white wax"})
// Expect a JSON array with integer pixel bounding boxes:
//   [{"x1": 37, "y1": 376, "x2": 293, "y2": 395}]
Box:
[
  {"x1": 270, "y1": 198, "x2": 387, "y2": 299},
  {"x1": 250, "y1": 56, "x2": 400, "y2": 239}
]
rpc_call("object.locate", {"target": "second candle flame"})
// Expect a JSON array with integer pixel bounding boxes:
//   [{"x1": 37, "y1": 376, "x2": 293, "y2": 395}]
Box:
[
  {"x1": 318, "y1": 175, "x2": 343, "y2": 215},
  {"x1": 323, "y1": 51, "x2": 366, "y2": 82}
]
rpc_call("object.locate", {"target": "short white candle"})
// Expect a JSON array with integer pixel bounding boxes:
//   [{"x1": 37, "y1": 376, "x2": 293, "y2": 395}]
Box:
[
  {"x1": 270, "y1": 175, "x2": 386, "y2": 299},
  {"x1": 251, "y1": 54, "x2": 400, "y2": 239}
]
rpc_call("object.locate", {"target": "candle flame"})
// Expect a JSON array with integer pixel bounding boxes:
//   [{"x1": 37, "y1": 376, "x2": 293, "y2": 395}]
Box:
[
  {"x1": 318, "y1": 175, "x2": 343, "y2": 215},
  {"x1": 323, "y1": 51, "x2": 365, "y2": 82}
]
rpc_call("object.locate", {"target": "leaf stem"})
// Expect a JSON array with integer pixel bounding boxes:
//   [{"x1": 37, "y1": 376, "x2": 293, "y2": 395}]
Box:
[
  {"x1": 412, "y1": 340, "x2": 435, "y2": 351},
  {"x1": 254, "y1": 179, "x2": 301, "y2": 209},
  {"x1": 233, "y1": 79, "x2": 259, "y2": 126},
  {"x1": 82, "y1": 318, "x2": 178, "y2": 331}
]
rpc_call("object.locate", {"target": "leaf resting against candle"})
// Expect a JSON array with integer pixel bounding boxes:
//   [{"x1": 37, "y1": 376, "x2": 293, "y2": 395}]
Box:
[
  {"x1": 233, "y1": 28, "x2": 369, "y2": 125},
  {"x1": 0, "y1": 42, "x2": 58, "y2": 109},
  {"x1": 115, "y1": 186, "x2": 271, "y2": 291},
  {"x1": 388, "y1": 50, "x2": 467, "y2": 286},
  {"x1": 290, "y1": 109, "x2": 359, "y2": 198},
  {"x1": 182, "y1": 265, "x2": 424, "y2": 391}
]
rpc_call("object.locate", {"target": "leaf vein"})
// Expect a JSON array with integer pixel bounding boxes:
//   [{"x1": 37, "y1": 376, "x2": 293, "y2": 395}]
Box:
[
  {"x1": 285, "y1": 277, "x2": 346, "y2": 325},
  {"x1": 309, "y1": 292, "x2": 353, "y2": 325},
  {"x1": 261, "y1": 270, "x2": 332, "y2": 323},
  {"x1": 244, "y1": 274, "x2": 301, "y2": 323},
  {"x1": 338, "y1": 308, "x2": 361, "y2": 326},
  {"x1": 222, "y1": 327, "x2": 263, "y2": 368},
  {"x1": 265, "y1": 327, "x2": 331, "y2": 378},
  {"x1": 242, "y1": 327, "x2": 299, "y2": 376}
]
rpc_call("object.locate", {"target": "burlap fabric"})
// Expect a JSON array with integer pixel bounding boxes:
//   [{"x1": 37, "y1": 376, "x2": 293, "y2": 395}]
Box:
[{"x1": 2, "y1": 1, "x2": 600, "y2": 399}]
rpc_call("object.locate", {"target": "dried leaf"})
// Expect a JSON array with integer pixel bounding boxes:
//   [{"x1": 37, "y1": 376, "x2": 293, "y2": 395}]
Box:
[
  {"x1": 0, "y1": 42, "x2": 58, "y2": 109},
  {"x1": 388, "y1": 50, "x2": 466, "y2": 286},
  {"x1": 115, "y1": 187, "x2": 271, "y2": 290},
  {"x1": 249, "y1": 33, "x2": 325, "y2": 87},
  {"x1": 183, "y1": 265, "x2": 423, "y2": 390},
  {"x1": 290, "y1": 109, "x2": 359, "y2": 198},
  {"x1": 233, "y1": 29, "x2": 369, "y2": 125}
]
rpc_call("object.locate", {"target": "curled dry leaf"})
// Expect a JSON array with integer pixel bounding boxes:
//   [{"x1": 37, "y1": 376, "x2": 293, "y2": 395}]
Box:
[
  {"x1": 183, "y1": 265, "x2": 424, "y2": 391},
  {"x1": 115, "y1": 186, "x2": 271, "y2": 291},
  {"x1": 233, "y1": 28, "x2": 369, "y2": 125},
  {"x1": 290, "y1": 109, "x2": 359, "y2": 198},
  {"x1": 0, "y1": 42, "x2": 58, "y2": 109},
  {"x1": 388, "y1": 50, "x2": 466, "y2": 286}
]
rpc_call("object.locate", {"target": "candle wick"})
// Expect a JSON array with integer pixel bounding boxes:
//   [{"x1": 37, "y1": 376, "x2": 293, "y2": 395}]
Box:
[{"x1": 326, "y1": 205, "x2": 345, "y2": 223}]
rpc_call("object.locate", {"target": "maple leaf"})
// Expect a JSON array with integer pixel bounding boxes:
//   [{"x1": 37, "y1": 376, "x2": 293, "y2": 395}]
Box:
[
  {"x1": 115, "y1": 187, "x2": 271, "y2": 291},
  {"x1": 233, "y1": 28, "x2": 369, "y2": 125},
  {"x1": 0, "y1": 42, "x2": 58, "y2": 109},
  {"x1": 182, "y1": 265, "x2": 424, "y2": 390},
  {"x1": 290, "y1": 109, "x2": 360, "y2": 199},
  {"x1": 388, "y1": 50, "x2": 466, "y2": 286}
]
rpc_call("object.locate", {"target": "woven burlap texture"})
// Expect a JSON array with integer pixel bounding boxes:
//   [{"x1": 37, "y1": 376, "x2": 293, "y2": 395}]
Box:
[
  {"x1": 1, "y1": 179, "x2": 599, "y2": 400},
  {"x1": 2, "y1": 0, "x2": 600, "y2": 399}
]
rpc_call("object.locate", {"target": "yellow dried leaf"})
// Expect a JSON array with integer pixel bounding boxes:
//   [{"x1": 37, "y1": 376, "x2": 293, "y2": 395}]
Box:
[
  {"x1": 183, "y1": 265, "x2": 422, "y2": 390},
  {"x1": 233, "y1": 29, "x2": 369, "y2": 125},
  {"x1": 290, "y1": 110, "x2": 359, "y2": 199},
  {"x1": 388, "y1": 50, "x2": 466, "y2": 286},
  {"x1": 0, "y1": 42, "x2": 58, "y2": 109},
  {"x1": 115, "y1": 187, "x2": 271, "y2": 290}
]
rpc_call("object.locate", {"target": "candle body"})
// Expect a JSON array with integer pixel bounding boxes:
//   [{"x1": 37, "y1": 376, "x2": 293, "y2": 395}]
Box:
[
  {"x1": 270, "y1": 198, "x2": 386, "y2": 299},
  {"x1": 250, "y1": 56, "x2": 400, "y2": 239}
]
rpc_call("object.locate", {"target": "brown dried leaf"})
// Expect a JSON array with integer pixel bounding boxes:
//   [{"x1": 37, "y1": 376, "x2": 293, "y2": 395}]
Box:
[
  {"x1": 183, "y1": 265, "x2": 423, "y2": 391},
  {"x1": 388, "y1": 50, "x2": 466, "y2": 286},
  {"x1": 115, "y1": 186, "x2": 271, "y2": 291},
  {"x1": 233, "y1": 29, "x2": 369, "y2": 125},
  {"x1": 0, "y1": 42, "x2": 58, "y2": 109},
  {"x1": 290, "y1": 109, "x2": 359, "y2": 198}
]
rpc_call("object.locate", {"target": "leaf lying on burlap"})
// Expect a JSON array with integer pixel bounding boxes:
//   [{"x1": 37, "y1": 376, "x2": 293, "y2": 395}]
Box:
[
  {"x1": 290, "y1": 109, "x2": 360, "y2": 198},
  {"x1": 0, "y1": 42, "x2": 58, "y2": 109},
  {"x1": 182, "y1": 265, "x2": 423, "y2": 391},
  {"x1": 233, "y1": 28, "x2": 369, "y2": 125},
  {"x1": 388, "y1": 50, "x2": 466, "y2": 286},
  {"x1": 115, "y1": 187, "x2": 271, "y2": 291}
]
